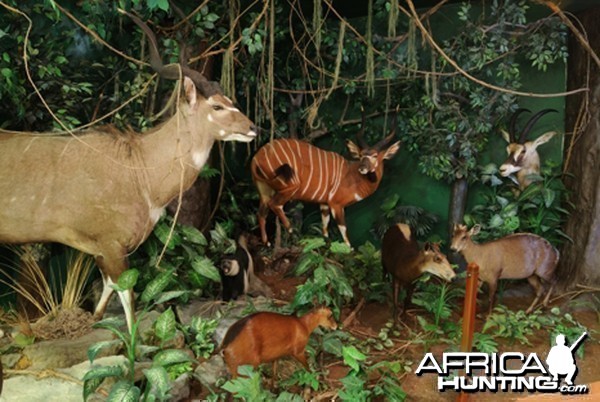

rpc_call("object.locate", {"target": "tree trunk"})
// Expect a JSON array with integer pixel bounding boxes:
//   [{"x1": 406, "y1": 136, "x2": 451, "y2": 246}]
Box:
[
  {"x1": 167, "y1": 41, "x2": 214, "y2": 230},
  {"x1": 561, "y1": 7, "x2": 600, "y2": 285},
  {"x1": 166, "y1": 176, "x2": 212, "y2": 230}
]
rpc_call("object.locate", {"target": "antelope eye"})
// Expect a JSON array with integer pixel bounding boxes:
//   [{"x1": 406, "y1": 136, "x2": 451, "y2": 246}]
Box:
[
  {"x1": 434, "y1": 256, "x2": 441, "y2": 262},
  {"x1": 212, "y1": 104, "x2": 224, "y2": 111}
]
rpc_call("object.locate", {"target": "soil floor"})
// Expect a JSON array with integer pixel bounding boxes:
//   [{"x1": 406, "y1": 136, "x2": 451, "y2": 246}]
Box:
[
  {"x1": 356, "y1": 296, "x2": 600, "y2": 402},
  {"x1": 255, "y1": 247, "x2": 600, "y2": 401}
]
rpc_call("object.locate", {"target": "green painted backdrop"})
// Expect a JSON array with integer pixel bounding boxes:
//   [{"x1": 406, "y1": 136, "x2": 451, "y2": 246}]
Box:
[{"x1": 281, "y1": 3, "x2": 566, "y2": 247}]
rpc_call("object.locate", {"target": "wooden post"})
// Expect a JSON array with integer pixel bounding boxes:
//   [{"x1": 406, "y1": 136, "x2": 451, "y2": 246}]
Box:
[{"x1": 456, "y1": 262, "x2": 479, "y2": 402}]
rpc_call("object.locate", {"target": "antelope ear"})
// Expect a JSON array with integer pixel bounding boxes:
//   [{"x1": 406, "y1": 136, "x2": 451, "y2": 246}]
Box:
[
  {"x1": 531, "y1": 131, "x2": 556, "y2": 148},
  {"x1": 501, "y1": 129, "x2": 511, "y2": 143},
  {"x1": 183, "y1": 76, "x2": 198, "y2": 109},
  {"x1": 424, "y1": 242, "x2": 432, "y2": 251},
  {"x1": 383, "y1": 141, "x2": 401, "y2": 160},
  {"x1": 470, "y1": 224, "x2": 481, "y2": 236},
  {"x1": 346, "y1": 140, "x2": 361, "y2": 159}
]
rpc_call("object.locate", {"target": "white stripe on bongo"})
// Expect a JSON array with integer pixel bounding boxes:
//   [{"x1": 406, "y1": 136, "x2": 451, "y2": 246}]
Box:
[
  {"x1": 311, "y1": 149, "x2": 324, "y2": 200},
  {"x1": 271, "y1": 141, "x2": 285, "y2": 167},
  {"x1": 318, "y1": 150, "x2": 330, "y2": 201},
  {"x1": 329, "y1": 155, "x2": 344, "y2": 201},
  {"x1": 301, "y1": 145, "x2": 315, "y2": 198},
  {"x1": 283, "y1": 140, "x2": 299, "y2": 185},
  {"x1": 264, "y1": 144, "x2": 276, "y2": 175}
]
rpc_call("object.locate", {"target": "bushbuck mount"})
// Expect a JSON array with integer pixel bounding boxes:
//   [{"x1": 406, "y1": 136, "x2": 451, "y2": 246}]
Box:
[
  {"x1": 382, "y1": 223, "x2": 455, "y2": 324},
  {"x1": 251, "y1": 111, "x2": 400, "y2": 247},
  {"x1": 0, "y1": 11, "x2": 256, "y2": 329},
  {"x1": 499, "y1": 108, "x2": 558, "y2": 190},
  {"x1": 450, "y1": 224, "x2": 559, "y2": 315}
]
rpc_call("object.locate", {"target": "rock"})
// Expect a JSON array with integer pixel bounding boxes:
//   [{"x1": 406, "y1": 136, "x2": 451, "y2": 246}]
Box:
[
  {"x1": 22, "y1": 328, "x2": 119, "y2": 370},
  {"x1": 176, "y1": 297, "x2": 273, "y2": 327},
  {"x1": 194, "y1": 354, "x2": 226, "y2": 387},
  {"x1": 177, "y1": 300, "x2": 223, "y2": 326},
  {"x1": 0, "y1": 354, "x2": 22, "y2": 370},
  {"x1": 0, "y1": 355, "x2": 128, "y2": 402},
  {"x1": 136, "y1": 310, "x2": 161, "y2": 343},
  {"x1": 169, "y1": 372, "x2": 192, "y2": 401}
]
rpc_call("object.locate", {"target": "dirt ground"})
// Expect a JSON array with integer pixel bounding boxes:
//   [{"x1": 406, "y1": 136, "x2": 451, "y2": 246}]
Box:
[{"x1": 254, "y1": 248, "x2": 600, "y2": 401}]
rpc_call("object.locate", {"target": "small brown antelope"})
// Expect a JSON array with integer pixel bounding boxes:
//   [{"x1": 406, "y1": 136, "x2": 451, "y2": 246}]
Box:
[
  {"x1": 451, "y1": 224, "x2": 559, "y2": 314},
  {"x1": 251, "y1": 112, "x2": 400, "y2": 246},
  {"x1": 220, "y1": 307, "x2": 337, "y2": 378},
  {"x1": 0, "y1": 11, "x2": 256, "y2": 329},
  {"x1": 381, "y1": 224, "x2": 455, "y2": 323},
  {"x1": 499, "y1": 108, "x2": 558, "y2": 190}
]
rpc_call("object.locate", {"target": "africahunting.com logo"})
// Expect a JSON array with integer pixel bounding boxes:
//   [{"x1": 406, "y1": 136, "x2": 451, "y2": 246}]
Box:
[{"x1": 416, "y1": 332, "x2": 589, "y2": 395}]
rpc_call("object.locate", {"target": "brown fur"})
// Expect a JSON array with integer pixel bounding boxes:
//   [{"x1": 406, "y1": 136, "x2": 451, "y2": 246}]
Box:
[
  {"x1": 451, "y1": 224, "x2": 559, "y2": 314},
  {"x1": 221, "y1": 307, "x2": 337, "y2": 378},
  {"x1": 251, "y1": 139, "x2": 400, "y2": 247},
  {"x1": 382, "y1": 224, "x2": 454, "y2": 323},
  {"x1": 0, "y1": 82, "x2": 255, "y2": 330}
]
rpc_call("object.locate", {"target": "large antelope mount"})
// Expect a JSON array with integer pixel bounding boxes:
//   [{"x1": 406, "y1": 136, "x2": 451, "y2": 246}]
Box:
[
  {"x1": 499, "y1": 108, "x2": 557, "y2": 190},
  {"x1": 0, "y1": 11, "x2": 256, "y2": 329},
  {"x1": 251, "y1": 112, "x2": 400, "y2": 247}
]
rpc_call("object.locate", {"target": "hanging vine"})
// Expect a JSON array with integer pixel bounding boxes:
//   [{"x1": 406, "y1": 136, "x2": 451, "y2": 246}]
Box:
[{"x1": 365, "y1": 0, "x2": 375, "y2": 98}]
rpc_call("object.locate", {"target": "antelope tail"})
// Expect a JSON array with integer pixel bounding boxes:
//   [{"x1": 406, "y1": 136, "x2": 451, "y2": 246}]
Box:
[{"x1": 274, "y1": 164, "x2": 295, "y2": 182}]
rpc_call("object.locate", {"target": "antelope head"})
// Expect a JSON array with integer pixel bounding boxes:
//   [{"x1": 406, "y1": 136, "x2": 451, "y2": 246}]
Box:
[
  {"x1": 422, "y1": 242, "x2": 455, "y2": 282},
  {"x1": 450, "y1": 223, "x2": 479, "y2": 252},
  {"x1": 498, "y1": 109, "x2": 557, "y2": 189},
  {"x1": 124, "y1": 10, "x2": 257, "y2": 143},
  {"x1": 346, "y1": 109, "x2": 401, "y2": 178}
]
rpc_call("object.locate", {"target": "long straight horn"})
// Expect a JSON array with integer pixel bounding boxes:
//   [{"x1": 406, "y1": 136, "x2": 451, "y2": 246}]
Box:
[
  {"x1": 356, "y1": 106, "x2": 368, "y2": 148},
  {"x1": 508, "y1": 108, "x2": 531, "y2": 142},
  {"x1": 519, "y1": 109, "x2": 557, "y2": 144},
  {"x1": 374, "y1": 108, "x2": 398, "y2": 150}
]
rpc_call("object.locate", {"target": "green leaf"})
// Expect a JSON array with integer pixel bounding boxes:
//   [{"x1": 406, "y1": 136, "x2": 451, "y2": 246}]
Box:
[
  {"x1": 291, "y1": 253, "x2": 318, "y2": 276},
  {"x1": 143, "y1": 366, "x2": 171, "y2": 398},
  {"x1": 322, "y1": 333, "x2": 344, "y2": 357},
  {"x1": 191, "y1": 256, "x2": 221, "y2": 282},
  {"x1": 147, "y1": 0, "x2": 169, "y2": 11},
  {"x1": 155, "y1": 307, "x2": 177, "y2": 342},
  {"x1": 137, "y1": 344, "x2": 160, "y2": 358},
  {"x1": 543, "y1": 188, "x2": 556, "y2": 208},
  {"x1": 106, "y1": 380, "x2": 140, "y2": 402},
  {"x1": 380, "y1": 194, "x2": 400, "y2": 211},
  {"x1": 154, "y1": 222, "x2": 181, "y2": 249},
  {"x1": 83, "y1": 365, "x2": 125, "y2": 381},
  {"x1": 275, "y1": 393, "x2": 304, "y2": 402},
  {"x1": 114, "y1": 269, "x2": 139, "y2": 291},
  {"x1": 92, "y1": 316, "x2": 127, "y2": 339},
  {"x1": 154, "y1": 290, "x2": 188, "y2": 304},
  {"x1": 87, "y1": 340, "x2": 121, "y2": 364},
  {"x1": 300, "y1": 237, "x2": 326, "y2": 252},
  {"x1": 12, "y1": 332, "x2": 35, "y2": 346},
  {"x1": 342, "y1": 345, "x2": 366, "y2": 372},
  {"x1": 153, "y1": 349, "x2": 193, "y2": 367},
  {"x1": 83, "y1": 377, "x2": 104, "y2": 401},
  {"x1": 140, "y1": 269, "x2": 175, "y2": 303},
  {"x1": 330, "y1": 241, "x2": 352, "y2": 255},
  {"x1": 179, "y1": 225, "x2": 207, "y2": 245},
  {"x1": 209, "y1": 223, "x2": 231, "y2": 247}
]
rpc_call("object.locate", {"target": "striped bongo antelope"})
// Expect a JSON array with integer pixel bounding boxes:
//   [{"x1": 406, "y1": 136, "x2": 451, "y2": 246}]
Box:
[{"x1": 251, "y1": 113, "x2": 400, "y2": 246}]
